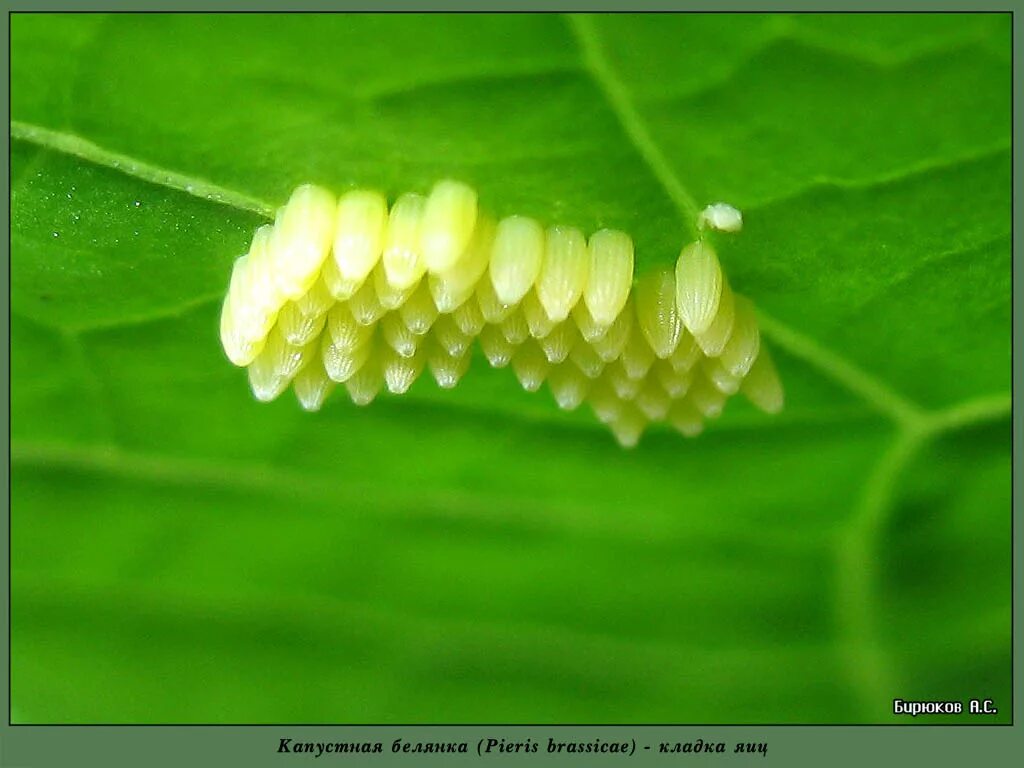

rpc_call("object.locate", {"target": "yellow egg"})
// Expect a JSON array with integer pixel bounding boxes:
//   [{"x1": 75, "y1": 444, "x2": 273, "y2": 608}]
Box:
[{"x1": 219, "y1": 182, "x2": 779, "y2": 446}]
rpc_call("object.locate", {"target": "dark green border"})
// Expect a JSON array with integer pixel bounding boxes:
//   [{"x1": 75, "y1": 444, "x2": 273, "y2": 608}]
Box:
[{"x1": 2, "y1": 6, "x2": 1020, "y2": 767}]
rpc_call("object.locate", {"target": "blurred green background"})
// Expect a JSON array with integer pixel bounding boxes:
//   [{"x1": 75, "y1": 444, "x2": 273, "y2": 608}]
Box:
[{"x1": 10, "y1": 13, "x2": 1010, "y2": 723}]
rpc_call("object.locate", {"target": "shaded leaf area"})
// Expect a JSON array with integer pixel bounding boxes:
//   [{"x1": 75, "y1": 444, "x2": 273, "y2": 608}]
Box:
[
  {"x1": 10, "y1": 13, "x2": 1011, "y2": 723},
  {"x1": 725, "y1": 153, "x2": 1010, "y2": 409},
  {"x1": 14, "y1": 414, "x2": 886, "y2": 722},
  {"x1": 599, "y1": 14, "x2": 1010, "y2": 207},
  {"x1": 876, "y1": 421, "x2": 1011, "y2": 723},
  {"x1": 11, "y1": 141, "x2": 264, "y2": 330},
  {"x1": 585, "y1": 13, "x2": 1011, "y2": 409}
]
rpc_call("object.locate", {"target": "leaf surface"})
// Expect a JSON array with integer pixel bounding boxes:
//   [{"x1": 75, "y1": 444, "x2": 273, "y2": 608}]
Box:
[{"x1": 11, "y1": 13, "x2": 1011, "y2": 723}]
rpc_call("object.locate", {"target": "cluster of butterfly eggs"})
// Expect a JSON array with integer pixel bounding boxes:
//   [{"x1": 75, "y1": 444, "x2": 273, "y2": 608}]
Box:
[{"x1": 220, "y1": 181, "x2": 783, "y2": 447}]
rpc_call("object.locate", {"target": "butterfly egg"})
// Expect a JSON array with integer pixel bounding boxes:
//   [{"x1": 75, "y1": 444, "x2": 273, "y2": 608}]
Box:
[
  {"x1": 547, "y1": 363, "x2": 591, "y2": 411},
  {"x1": 224, "y1": 240, "x2": 282, "y2": 351},
  {"x1": 452, "y1": 299, "x2": 485, "y2": 336},
  {"x1": 476, "y1": 277, "x2": 515, "y2": 324},
  {"x1": 427, "y1": 343, "x2": 470, "y2": 389},
  {"x1": 489, "y1": 215, "x2": 545, "y2": 305},
  {"x1": 635, "y1": 266, "x2": 682, "y2": 359},
  {"x1": 522, "y1": 290, "x2": 557, "y2": 339},
  {"x1": 479, "y1": 324, "x2": 514, "y2": 368},
  {"x1": 499, "y1": 307, "x2": 530, "y2": 346},
  {"x1": 620, "y1": 325, "x2": 656, "y2": 380},
  {"x1": 592, "y1": 299, "x2": 633, "y2": 362},
  {"x1": 511, "y1": 341, "x2": 550, "y2": 392},
  {"x1": 373, "y1": 263, "x2": 417, "y2": 310},
  {"x1": 539, "y1": 321, "x2": 578, "y2": 364},
  {"x1": 383, "y1": 347, "x2": 425, "y2": 395},
  {"x1": 300, "y1": 274, "x2": 336, "y2": 315},
  {"x1": 719, "y1": 295, "x2": 761, "y2": 377},
  {"x1": 688, "y1": 374, "x2": 727, "y2": 419},
  {"x1": 348, "y1": 268, "x2": 387, "y2": 327},
  {"x1": 705, "y1": 359, "x2": 742, "y2": 395},
  {"x1": 277, "y1": 300, "x2": 329, "y2": 348},
  {"x1": 293, "y1": 359, "x2": 335, "y2": 412},
  {"x1": 220, "y1": 251, "x2": 252, "y2": 314},
  {"x1": 740, "y1": 346, "x2": 784, "y2": 414},
  {"x1": 432, "y1": 314, "x2": 472, "y2": 357},
  {"x1": 694, "y1": 275, "x2": 735, "y2": 357},
  {"x1": 220, "y1": 286, "x2": 266, "y2": 367},
  {"x1": 675, "y1": 240, "x2": 723, "y2": 335},
  {"x1": 332, "y1": 189, "x2": 388, "y2": 295},
  {"x1": 246, "y1": 329, "x2": 287, "y2": 401},
  {"x1": 223, "y1": 181, "x2": 782, "y2": 447},
  {"x1": 243, "y1": 218, "x2": 275, "y2": 282},
  {"x1": 583, "y1": 229, "x2": 634, "y2": 327},
  {"x1": 569, "y1": 339, "x2": 606, "y2": 379},
  {"x1": 267, "y1": 184, "x2": 337, "y2": 300},
  {"x1": 321, "y1": 256, "x2": 365, "y2": 302},
  {"x1": 537, "y1": 225, "x2": 589, "y2": 322},
  {"x1": 348, "y1": 267, "x2": 387, "y2": 326},
  {"x1": 667, "y1": 399, "x2": 704, "y2": 437},
  {"x1": 399, "y1": 281, "x2": 439, "y2": 335},
  {"x1": 233, "y1": 225, "x2": 287, "y2": 321},
  {"x1": 429, "y1": 216, "x2": 495, "y2": 313},
  {"x1": 381, "y1": 192, "x2": 427, "y2": 290},
  {"x1": 698, "y1": 202, "x2": 743, "y2": 233},
  {"x1": 344, "y1": 353, "x2": 384, "y2": 406},
  {"x1": 277, "y1": 276, "x2": 333, "y2": 346},
  {"x1": 606, "y1": 361, "x2": 643, "y2": 400},
  {"x1": 247, "y1": 352, "x2": 287, "y2": 403},
  {"x1": 635, "y1": 379, "x2": 672, "y2": 421},
  {"x1": 587, "y1": 379, "x2": 626, "y2": 425},
  {"x1": 654, "y1": 360, "x2": 693, "y2": 398},
  {"x1": 609, "y1": 404, "x2": 648, "y2": 448},
  {"x1": 421, "y1": 179, "x2": 478, "y2": 273},
  {"x1": 572, "y1": 301, "x2": 609, "y2": 343},
  {"x1": 381, "y1": 312, "x2": 420, "y2": 358},
  {"x1": 327, "y1": 303, "x2": 374, "y2": 353},
  {"x1": 322, "y1": 328, "x2": 373, "y2": 383},
  {"x1": 277, "y1": 328, "x2": 316, "y2": 380},
  {"x1": 669, "y1": 330, "x2": 703, "y2": 373},
  {"x1": 248, "y1": 329, "x2": 313, "y2": 402},
  {"x1": 221, "y1": 317, "x2": 266, "y2": 368},
  {"x1": 225, "y1": 300, "x2": 277, "y2": 360}
]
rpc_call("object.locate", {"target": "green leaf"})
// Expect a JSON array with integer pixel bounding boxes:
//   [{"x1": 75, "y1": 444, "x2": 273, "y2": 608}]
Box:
[{"x1": 11, "y1": 13, "x2": 1010, "y2": 723}]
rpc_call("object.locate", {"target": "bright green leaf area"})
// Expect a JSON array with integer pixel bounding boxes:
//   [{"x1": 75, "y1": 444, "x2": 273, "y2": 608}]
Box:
[{"x1": 10, "y1": 13, "x2": 1011, "y2": 724}]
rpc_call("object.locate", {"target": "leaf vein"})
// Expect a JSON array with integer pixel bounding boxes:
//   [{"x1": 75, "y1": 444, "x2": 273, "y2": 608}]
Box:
[
  {"x1": 565, "y1": 14, "x2": 702, "y2": 236},
  {"x1": 11, "y1": 120, "x2": 275, "y2": 219},
  {"x1": 565, "y1": 14, "x2": 928, "y2": 427}
]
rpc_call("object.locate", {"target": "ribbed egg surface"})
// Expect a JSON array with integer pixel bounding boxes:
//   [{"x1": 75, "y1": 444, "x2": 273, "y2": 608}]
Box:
[{"x1": 220, "y1": 180, "x2": 783, "y2": 447}]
